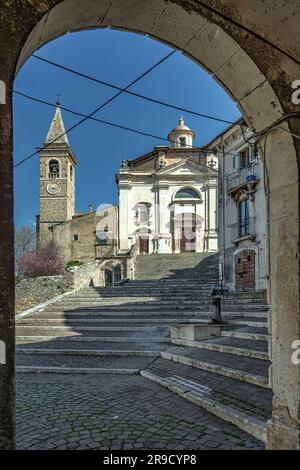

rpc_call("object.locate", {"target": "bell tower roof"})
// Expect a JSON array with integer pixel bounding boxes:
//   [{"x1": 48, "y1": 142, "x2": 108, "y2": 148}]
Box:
[{"x1": 45, "y1": 102, "x2": 69, "y2": 145}]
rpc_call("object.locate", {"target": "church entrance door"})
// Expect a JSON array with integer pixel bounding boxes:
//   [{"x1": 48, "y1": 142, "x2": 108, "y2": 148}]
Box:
[
  {"x1": 139, "y1": 236, "x2": 149, "y2": 254},
  {"x1": 180, "y1": 214, "x2": 196, "y2": 252}
]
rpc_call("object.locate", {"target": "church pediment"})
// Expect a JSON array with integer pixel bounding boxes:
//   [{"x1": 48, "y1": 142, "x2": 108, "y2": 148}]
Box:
[{"x1": 156, "y1": 159, "x2": 218, "y2": 177}]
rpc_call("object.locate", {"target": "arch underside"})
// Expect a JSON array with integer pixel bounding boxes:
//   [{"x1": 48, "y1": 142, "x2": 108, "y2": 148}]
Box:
[{"x1": 1, "y1": 0, "x2": 298, "y2": 450}]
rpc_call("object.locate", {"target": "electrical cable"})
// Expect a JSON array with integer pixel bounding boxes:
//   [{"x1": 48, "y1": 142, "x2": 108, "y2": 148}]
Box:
[{"x1": 14, "y1": 49, "x2": 176, "y2": 168}]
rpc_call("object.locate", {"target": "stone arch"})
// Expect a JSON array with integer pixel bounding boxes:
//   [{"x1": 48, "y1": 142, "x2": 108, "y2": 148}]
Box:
[
  {"x1": 0, "y1": 0, "x2": 299, "y2": 450},
  {"x1": 100, "y1": 259, "x2": 125, "y2": 286}
]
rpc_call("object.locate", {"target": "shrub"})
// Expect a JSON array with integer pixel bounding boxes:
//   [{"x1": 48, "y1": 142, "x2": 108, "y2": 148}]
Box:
[
  {"x1": 17, "y1": 244, "x2": 64, "y2": 278},
  {"x1": 65, "y1": 260, "x2": 84, "y2": 271}
]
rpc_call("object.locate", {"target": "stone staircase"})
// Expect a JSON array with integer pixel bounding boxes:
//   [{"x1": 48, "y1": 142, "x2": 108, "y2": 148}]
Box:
[
  {"x1": 16, "y1": 253, "x2": 271, "y2": 444},
  {"x1": 134, "y1": 252, "x2": 218, "y2": 280}
]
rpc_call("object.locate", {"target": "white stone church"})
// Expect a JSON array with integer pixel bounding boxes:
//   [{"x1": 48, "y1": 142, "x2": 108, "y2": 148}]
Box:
[
  {"x1": 37, "y1": 107, "x2": 218, "y2": 260},
  {"x1": 117, "y1": 117, "x2": 218, "y2": 255}
]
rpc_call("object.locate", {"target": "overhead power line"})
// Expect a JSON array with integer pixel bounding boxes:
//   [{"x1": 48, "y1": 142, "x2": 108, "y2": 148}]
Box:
[
  {"x1": 14, "y1": 90, "x2": 185, "y2": 146},
  {"x1": 32, "y1": 54, "x2": 235, "y2": 125},
  {"x1": 14, "y1": 49, "x2": 176, "y2": 168},
  {"x1": 14, "y1": 90, "x2": 247, "y2": 160}
]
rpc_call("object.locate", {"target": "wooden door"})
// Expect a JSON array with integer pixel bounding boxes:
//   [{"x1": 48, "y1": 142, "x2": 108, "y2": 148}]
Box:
[
  {"x1": 139, "y1": 236, "x2": 149, "y2": 254},
  {"x1": 180, "y1": 227, "x2": 196, "y2": 252}
]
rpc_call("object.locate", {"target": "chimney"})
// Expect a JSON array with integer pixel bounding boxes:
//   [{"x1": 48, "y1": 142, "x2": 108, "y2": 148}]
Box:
[{"x1": 88, "y1": 204, "x2": 93, "y2": 213}]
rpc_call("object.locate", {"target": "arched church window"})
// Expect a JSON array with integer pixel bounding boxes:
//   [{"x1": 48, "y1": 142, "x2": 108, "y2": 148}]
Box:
[
  {"x1": 49, "y1": 160, "x2": 59, "y2": 178},
  {"x1": 175, "y1": 188, "x2": 200, "y2": 199}
]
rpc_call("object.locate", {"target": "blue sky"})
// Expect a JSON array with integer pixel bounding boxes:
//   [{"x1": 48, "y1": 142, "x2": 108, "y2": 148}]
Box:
[{"x1": 13, "y1": 28, "x2": 240, "y2": 228}]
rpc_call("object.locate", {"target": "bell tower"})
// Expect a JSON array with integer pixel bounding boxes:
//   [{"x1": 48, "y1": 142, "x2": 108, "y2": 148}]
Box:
[{"x1": 37, "y1": 102, "x2": 77, "y2": 248}]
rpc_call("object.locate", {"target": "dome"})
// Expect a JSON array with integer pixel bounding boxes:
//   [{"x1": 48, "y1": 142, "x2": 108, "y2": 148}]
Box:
[
  {"x1": 168, "y1": 116, "x2": 195, "y2": 148},
  {"x1": 171, "y1": 116, "x2": 193, "y2": 133}
]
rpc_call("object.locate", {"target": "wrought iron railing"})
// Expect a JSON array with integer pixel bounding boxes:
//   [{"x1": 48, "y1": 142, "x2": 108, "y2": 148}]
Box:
[{"x1": 226, "y1": 162, "x2": 259, "y2": 193}]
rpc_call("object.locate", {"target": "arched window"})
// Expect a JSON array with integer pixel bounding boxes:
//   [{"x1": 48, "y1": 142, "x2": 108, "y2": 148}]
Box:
[
  {"x1": 49, "y1": 160, "x2": 59, "y2": 178},
  {"x1": 175, "y1": 188, "x2": 200, "y2": 199}
]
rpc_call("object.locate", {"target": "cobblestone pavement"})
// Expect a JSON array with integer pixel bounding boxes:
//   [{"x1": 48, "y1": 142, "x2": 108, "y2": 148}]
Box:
[{"x1": 16, "y1": 373, "x2": 263, "y2": 450}]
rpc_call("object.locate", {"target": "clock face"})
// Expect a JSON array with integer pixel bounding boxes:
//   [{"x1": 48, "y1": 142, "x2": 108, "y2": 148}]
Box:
[{"x1": 47, "y1": 182, "x2": 61, "y2": 195}]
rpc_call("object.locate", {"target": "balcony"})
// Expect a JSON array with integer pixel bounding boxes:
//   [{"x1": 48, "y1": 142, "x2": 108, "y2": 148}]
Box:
[
  {"x1": 226, "y1": 163, "x2": 260, "y2": 198},
  {"x1": 229, "y1": 217, "x2": 256, "y2": 244}
]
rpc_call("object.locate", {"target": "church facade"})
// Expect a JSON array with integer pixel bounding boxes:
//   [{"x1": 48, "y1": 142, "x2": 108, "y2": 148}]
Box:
[
  {"x1": 37, "y1": 107, "x2": 218, "y2": 263},
  {"x1": 117, "y1": 117, "x2": 218, "y2": 255}
]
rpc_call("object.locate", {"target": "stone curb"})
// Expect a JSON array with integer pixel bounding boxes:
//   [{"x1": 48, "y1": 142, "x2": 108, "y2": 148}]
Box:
[
  {"x1": 15, "y1": 291, "x2": 76, "y2": 321},
  {"x1": 140, "y1": 369, "x2": 266, "y2": 443},
  {"x1": 160, "y1": 351, "x2": 269, "y2": 389}
]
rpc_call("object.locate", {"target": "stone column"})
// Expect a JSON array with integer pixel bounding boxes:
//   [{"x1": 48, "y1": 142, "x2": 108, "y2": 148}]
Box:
[
  {"x1": 157, "y1": 183, "x2": 170, "y2": 254},
  {"x1": 208, "y1": 181, "x2": 218, "y2": 251},
  {"x1": 118, "y1": 184, "x2": 130, "y2": 252},
  {"x1": 0, "y1": 71, "x2": 15, "y2": 448},
  {"x1": 265, "y1": 127, "x2": 300, "y2": 449}
]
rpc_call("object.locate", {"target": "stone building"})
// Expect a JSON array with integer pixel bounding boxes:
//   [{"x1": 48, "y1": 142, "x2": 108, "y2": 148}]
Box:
[
  {"x1": 36, "y1": 103, "x2": 118, "y2": 264},
  {"x1": 207, "y1": 118, "x2": 267, "y2": 291},
  {"x1": 117, "y1": 117, "x2": 218, "y2": 255}
]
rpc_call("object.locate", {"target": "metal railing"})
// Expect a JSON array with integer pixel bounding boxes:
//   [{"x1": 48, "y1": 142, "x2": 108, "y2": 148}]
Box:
[
  {"x1": 229, "y1": 217, "x2": 256, "y2": 242},
  {"x1": 226, "y1": 162, "x2": 259, "y2": 193}
]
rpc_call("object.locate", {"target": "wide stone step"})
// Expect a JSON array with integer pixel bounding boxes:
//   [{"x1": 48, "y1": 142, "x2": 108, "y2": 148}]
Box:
[
  {"x1": 27, "y1": 311, "x2": 208, "y2": 320},
  {"x1": 17, "y1": 366, "x2": 139, "y2": 374},
  {"x1": 16, "y1": 354, "x2": 154, "y2": 371},
  {"x1": 58, "y1": 298, "x2": 214, "y2": 305},
  {"x1": 171, "y1": 336, "x2": 269, "y2": 360},
  {"x1": 17, "y1": 318, "x2": 205, "y2": 326},
  {"x1": 71, "y1": 292, "x2": 213, "y2": 299},
  {"x1": 221, "y1": 329, "x2": 268, "y2": 341},
  {"x1": 162, "y1": 346, "x2": 269, "y2": 388},
  {"x1": 16, "y1": 325, "x2": 169, "y2": 338},
  {"x1": 16, "y1": 340, "x2": 165, "y2": 351},
  {"x1": 16, "y1": 348, "x2": 161, "y2": 357},
  {"x1": 141, "y1": 358, "x2": 271, "y2": 442},
  {"x1": 16, "y1": 335, "x2": 170, "y2": 344},
  {"x1": 44, "y1": 304, "x2": 268, "y2": 313},
  {"x1": 93, "y1": 281, "x2": 216, "y2": 287}
]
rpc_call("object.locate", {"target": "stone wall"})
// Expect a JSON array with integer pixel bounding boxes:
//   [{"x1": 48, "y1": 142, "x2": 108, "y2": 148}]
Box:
[
  {"x1": 15, "y1": 275, "x2": 71, "y2": 313},
  {"x1": 68, "y1": 261, "x2": 101, "y2": 290},
  {"x1": 51, "y1": 206, "x2": 118, "y2": 265}
]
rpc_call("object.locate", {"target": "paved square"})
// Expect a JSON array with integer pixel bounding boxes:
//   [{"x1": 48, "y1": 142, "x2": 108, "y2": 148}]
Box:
[{"x1": 16, "y1": 373, "x2": 263, "y2": 450}]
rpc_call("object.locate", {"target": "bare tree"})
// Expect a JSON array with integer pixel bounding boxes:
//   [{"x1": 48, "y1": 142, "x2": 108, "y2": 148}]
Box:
[{"x1": 15, "y1": 225, "x2": 36, "y2": 259}]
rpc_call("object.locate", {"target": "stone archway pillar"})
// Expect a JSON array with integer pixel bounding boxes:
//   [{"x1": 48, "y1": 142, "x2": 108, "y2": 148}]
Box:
[
  {"x1": 0, "y1": 0, "x2": 299, "y2": 450},
  {"x1": 0, "y1": 68, "x2": 15, "y2": 449},
  {"x1": 264, "y1": 129, "x2": 300, "y2": 449}
]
